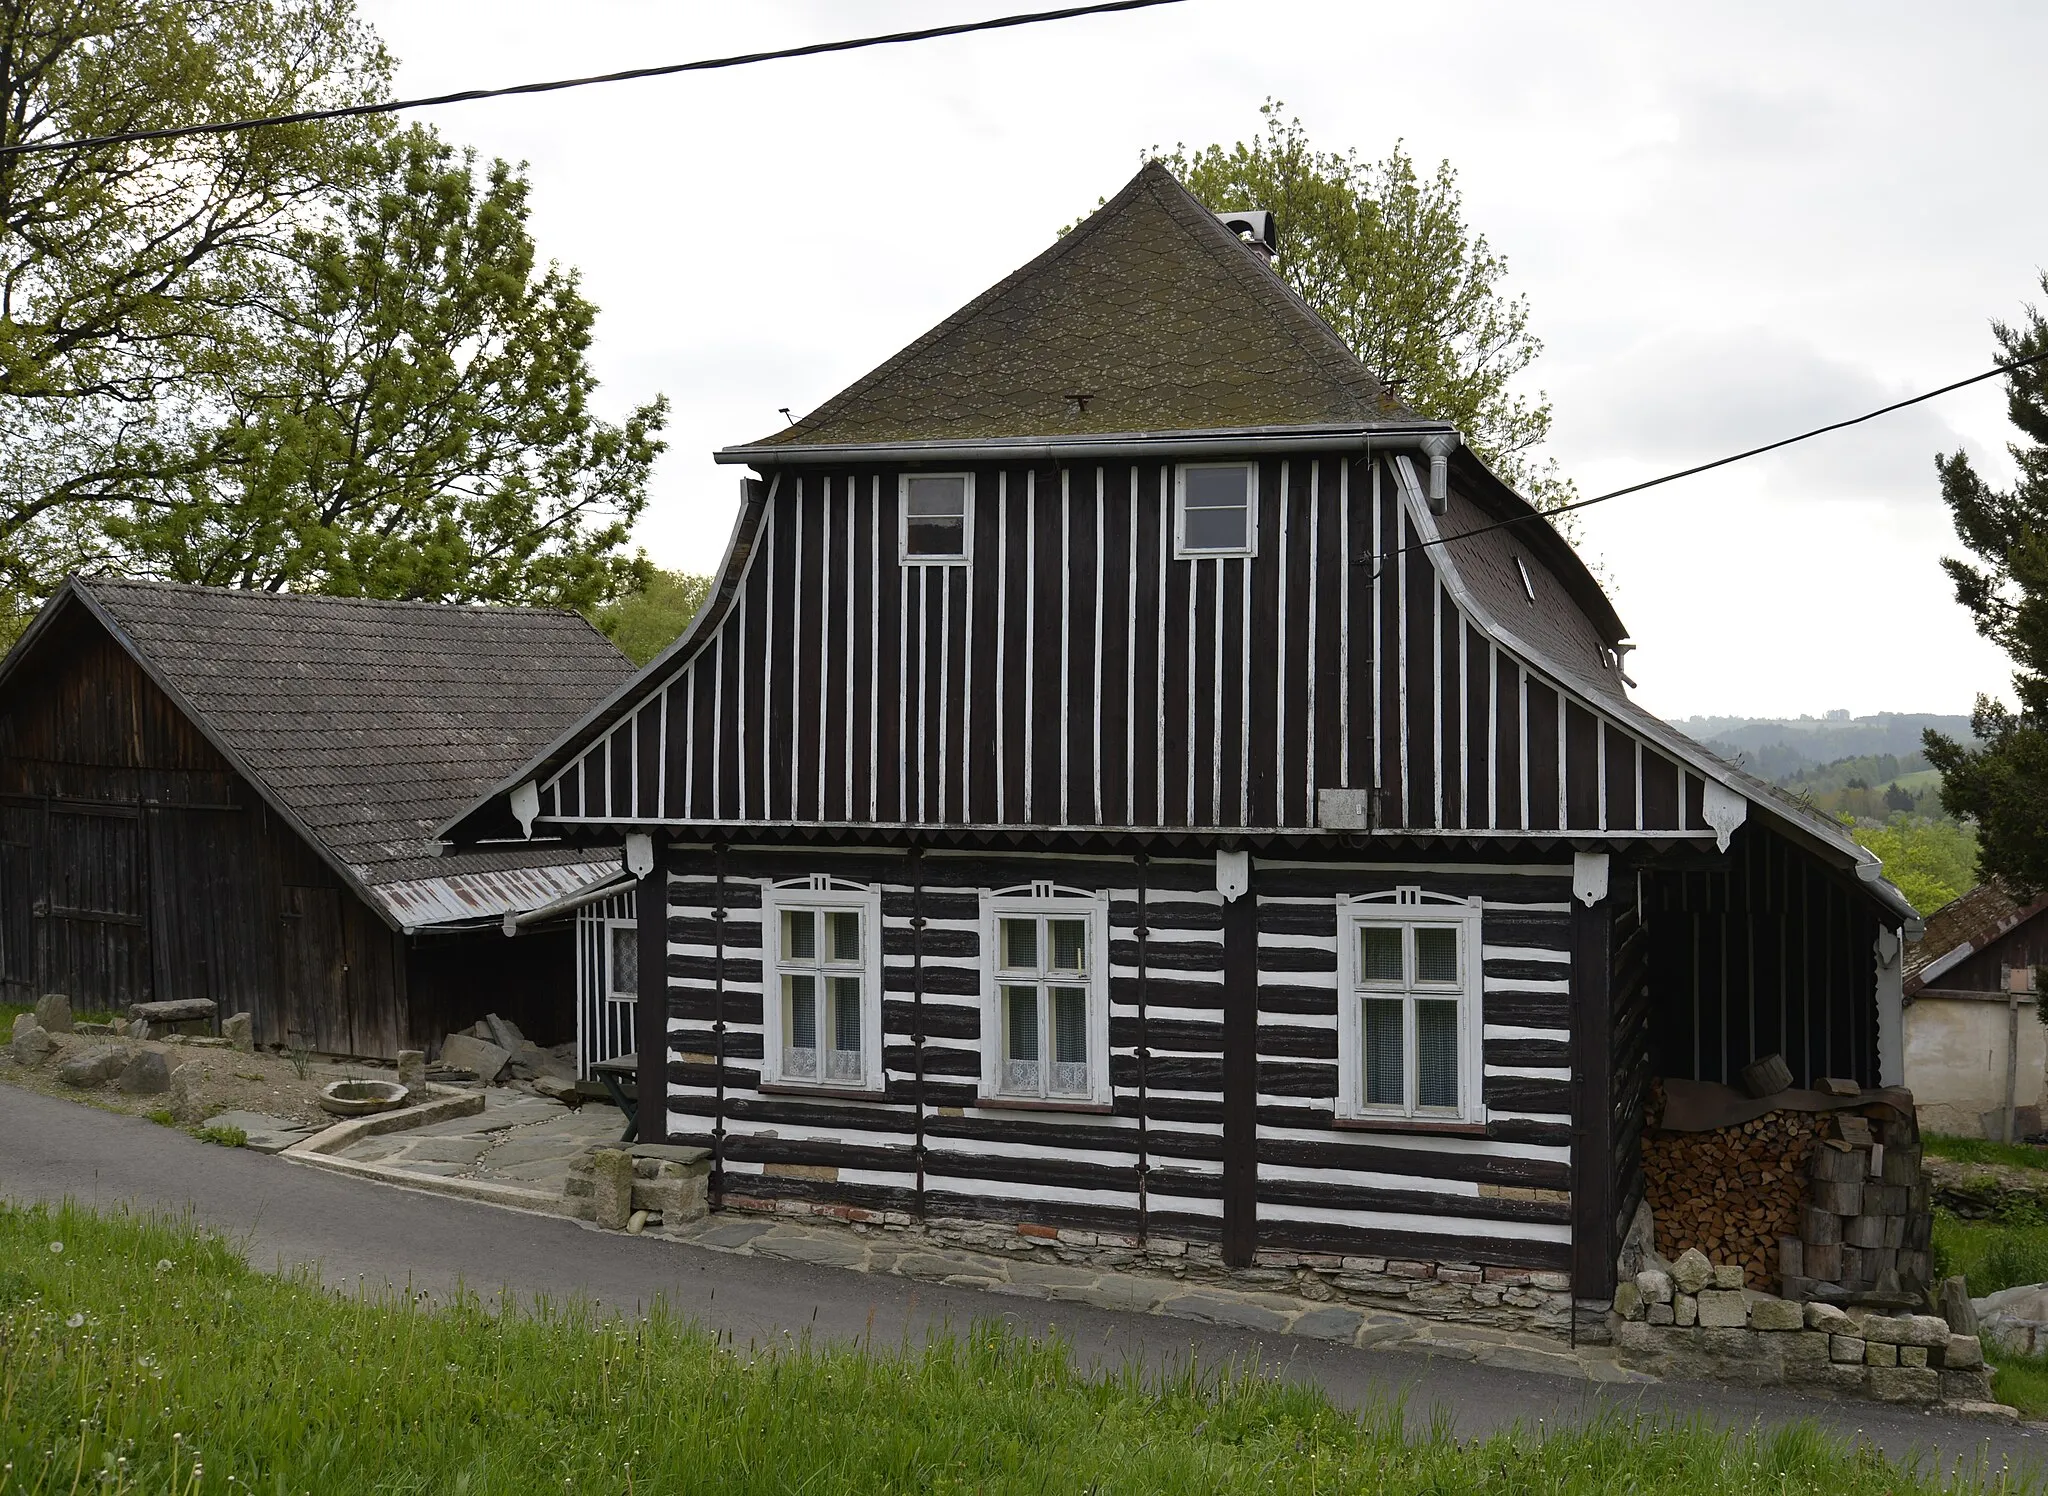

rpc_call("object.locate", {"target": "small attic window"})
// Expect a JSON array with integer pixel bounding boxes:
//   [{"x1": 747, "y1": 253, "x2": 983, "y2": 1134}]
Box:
[
  {"x1": 1514, "y1": 556, "x2": 1536, "y2": 603},
  {"x1": 1175, "y1": 463, "x2": 1256, "y2": 557},
  {"x1": 900, "y1": 474, "x2": 972, "y2": 564}
]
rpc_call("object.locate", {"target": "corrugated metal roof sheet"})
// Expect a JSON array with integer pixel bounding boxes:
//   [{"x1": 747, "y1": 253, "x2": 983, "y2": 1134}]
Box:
[{"x1": 373, "y1": 859, "x2": 623, "y2": 930}]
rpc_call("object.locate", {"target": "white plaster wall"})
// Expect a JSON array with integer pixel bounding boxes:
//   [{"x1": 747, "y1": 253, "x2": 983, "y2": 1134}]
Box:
[{"x1": 1904, "y1": 994, "x2": 2045, "y2": 1138}]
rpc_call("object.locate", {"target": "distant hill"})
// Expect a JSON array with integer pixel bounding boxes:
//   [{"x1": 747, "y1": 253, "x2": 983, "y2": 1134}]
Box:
[{"x1": 1671, "y1": 713, "x2": 1976, "y2": 783}]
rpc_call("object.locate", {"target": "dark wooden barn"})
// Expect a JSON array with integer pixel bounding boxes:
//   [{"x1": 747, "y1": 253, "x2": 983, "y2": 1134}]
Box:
[
  {"x1": 0, "y1": 578, "x2": 635, "y2": 1057},
  {"x1": 445, "y1": 163, "x2": 1921, "y2": 1315}
]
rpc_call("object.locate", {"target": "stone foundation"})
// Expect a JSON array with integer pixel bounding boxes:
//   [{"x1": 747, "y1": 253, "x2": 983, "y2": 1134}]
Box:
[
  {"x1": 564, "y1": 1144, "x2": 711, "y2": 1226},
  {"x1": 717, "y1": 1191, "x2": 1574, "y2": 1337},
  {"x1": 1612, "y1": 1252, "x2": 1998, "y2": 1409}
]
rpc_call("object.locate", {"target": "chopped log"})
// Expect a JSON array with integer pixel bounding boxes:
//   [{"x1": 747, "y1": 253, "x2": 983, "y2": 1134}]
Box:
[{"x1": 1741, "y1": 1053, "x2": 1794, "y2": 1098}]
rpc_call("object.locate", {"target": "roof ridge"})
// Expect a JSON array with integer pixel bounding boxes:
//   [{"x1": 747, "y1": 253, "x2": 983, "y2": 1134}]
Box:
[{"x1": 76, "y1": 575, "x2": 586, "y2": 622}]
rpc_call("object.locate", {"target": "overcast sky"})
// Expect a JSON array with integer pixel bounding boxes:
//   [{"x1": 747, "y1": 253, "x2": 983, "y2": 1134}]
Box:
[{"x1": 356, "y1": 1, "x2": 2048, "y2": 722}]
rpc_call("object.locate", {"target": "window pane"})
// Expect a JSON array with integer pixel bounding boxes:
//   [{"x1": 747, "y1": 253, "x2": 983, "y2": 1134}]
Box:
[
  {"x1": 1001, "y1": 917, "x2": 1037, "y2": 972},
  {"x1": 1049, "y1": 918, "x2": 1087, "y2": 973},
  {"x1": 1052, "y1": 987, "x2": 1087, "y2": 1064},
  {"x1": 828, "y1": 910, "x2": 861, "y2": 963},
  {"x1": 1183, "y1": 465, "x2": 1249, "y2": 508},
  {"x1": 831, "y1": 976, "x2": 862, "y2": 1051},
  {"x1": 1415, "y1": 926, "x2": 1459, "y2": 985},
  {"x1": 610, "y1": 925, "x2": 638, "y2": 997},
  {"x1": 783, "y1": 910, "x2": 815, "y2": 961},
  {"x1": 1181, "y1": 502, "x2": 1247, "y2": 552},
  {"x1": 1363, "y1": 998, "x2": 1405, "y2": 1107},
  {"x1": 1358, "y1": 926, "x2": 1402, "y2": 984},
  {"x1": 1002, "y1": 984, "x2": 1040, "y2": 1093},
  {"x1": 1417, "y1": 999, "x2": 1460, "y2": 1110},
  {"x1": 783, "y1": 973, "x2": 817, "y2": 1077},
  {"x1": 905, "y1": 476, "x2": 967, "y2": 559}
]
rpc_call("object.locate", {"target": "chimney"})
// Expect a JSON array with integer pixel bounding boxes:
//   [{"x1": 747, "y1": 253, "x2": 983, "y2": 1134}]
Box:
[{"x1": 1215, "y1": 210, "x2": 1277, "y2": 264}]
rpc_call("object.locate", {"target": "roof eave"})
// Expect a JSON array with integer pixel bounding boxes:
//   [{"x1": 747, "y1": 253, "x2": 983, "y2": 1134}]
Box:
[{"x1": 715, "y1": 420, "x2": 1457, "y2": 467}]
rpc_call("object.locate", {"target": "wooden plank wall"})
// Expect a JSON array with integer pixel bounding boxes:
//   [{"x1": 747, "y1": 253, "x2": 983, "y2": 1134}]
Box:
[
  {"x1": 1644, "y1": 827, "x2": 1882, "y2": 1089},
  {"x1": 537, "y1": 457, "x2": 1712, "y2": 842},
  {"x1": 1608, "y1": 873, "x2": 1652, "y2": 1256},
  {"x1": 659, "y1": 845, "x2": 1574, "y2": 1271}
]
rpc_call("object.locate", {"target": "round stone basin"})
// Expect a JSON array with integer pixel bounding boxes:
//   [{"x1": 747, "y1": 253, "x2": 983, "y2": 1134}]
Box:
[{"x1": 318, "y1": 1079, "x2": 411, "y2": 1116}]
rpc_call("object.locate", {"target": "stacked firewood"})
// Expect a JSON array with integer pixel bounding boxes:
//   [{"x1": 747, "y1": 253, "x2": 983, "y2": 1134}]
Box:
[{"x1": 1642, "y1": 1109, "x2": 1822, "y2": 1290}]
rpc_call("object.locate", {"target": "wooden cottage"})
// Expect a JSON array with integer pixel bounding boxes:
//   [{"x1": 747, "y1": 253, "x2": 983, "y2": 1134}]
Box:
[
  {"x1": 0, "y1": 578, "x2": 635, "y2": 1057},
  {"x1": 1902, "y1": 883, "x2": 2048, "y2": 1139},
  {"x1": 444, "y1": 163, "x2": 1920, "y2": 1314}
]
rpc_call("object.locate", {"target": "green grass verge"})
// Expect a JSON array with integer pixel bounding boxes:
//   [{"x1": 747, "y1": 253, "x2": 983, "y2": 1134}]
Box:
[
  {"x1": 1933, "y1": 1210, "x2": 2048, "y2": 1418},
  {"x1": 1927, "y1": 1135, "x2": 2048, "y2": 1172},
  {"x1": 0, "y1": 1203, "x2": 2016, "y2": 1495},
  {"x1": 0, "y1": 1000, "x2": 118, "y2": 1032}
]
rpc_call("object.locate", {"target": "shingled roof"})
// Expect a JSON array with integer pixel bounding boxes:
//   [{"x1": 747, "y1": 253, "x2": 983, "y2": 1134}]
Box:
[
  {"x1": 16, "y1": 578, "x2": 636, "y2": 926},
  {"x1": 727, "y1": 161, "x2": 1417, "y2": 455},
  {"x1": 1905, "y1": 881, "x2": 2048, "y2": 994}
]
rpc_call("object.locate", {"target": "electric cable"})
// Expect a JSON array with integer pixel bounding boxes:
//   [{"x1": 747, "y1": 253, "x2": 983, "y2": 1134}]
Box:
[
  {"x1": 1412, "y1": 346, "x2": 2048, "y2": 556},
  {"x1": 0, "y1": 0, "x2": 1185, "y2": 159}
]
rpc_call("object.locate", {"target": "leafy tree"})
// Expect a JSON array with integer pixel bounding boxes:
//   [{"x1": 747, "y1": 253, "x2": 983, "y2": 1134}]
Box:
[
  {"x1": 0, "y1": 0, "x2": 390, "y2": 621},
  {"x1": 1847, "y1": 814, "x2": 1979, "y2": 915},
  {"x1": 1155, "y1": 103, "x2": 1569, "y2": 511},
  {"x1": 1924, "y1": 273, "x2": 2048, "y2": 895},
  {"x1": 593, "y1": 568, "x2": 713, "y2": 666},
  {"x1": 105, "y1": 126, "x2": 666, "y2": 610}
]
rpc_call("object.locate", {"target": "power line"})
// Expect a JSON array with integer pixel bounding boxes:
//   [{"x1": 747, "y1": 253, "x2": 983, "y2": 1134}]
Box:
[
  {"x1": 1413, "y1": 346, "x2": 2048, "y2": 557},
  {"x1": 0, "y1": 0, "x2": 1185, "y2": 159}
]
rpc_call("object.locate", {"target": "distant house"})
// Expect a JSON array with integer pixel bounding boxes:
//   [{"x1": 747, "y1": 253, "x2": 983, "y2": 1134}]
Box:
[
  {"x1": 0, "y1": 578, "x2": 636, "y2": 1057},
  {"x1": 443, "y1": 162, "x2": 1923, "y2": 1311},
  {"x1": 1904, "y1": 882, "x2": 2048, "y2": 1138}
]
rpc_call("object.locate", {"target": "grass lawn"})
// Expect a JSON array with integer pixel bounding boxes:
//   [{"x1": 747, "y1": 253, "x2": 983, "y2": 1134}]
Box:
[
  {"x1": 1926, "y1": 1135, "x2": 2048, "y2": 1172},
  {"x1": 0, "y1": 1001, "x2": 117, "y2": 1033},
  {"x1": 1935, "y1": 1208, "x2": 2048, "y2": 1419},
  {"x1": 0, "y1": 1205, "x2": 2025, "y2": 1495}
]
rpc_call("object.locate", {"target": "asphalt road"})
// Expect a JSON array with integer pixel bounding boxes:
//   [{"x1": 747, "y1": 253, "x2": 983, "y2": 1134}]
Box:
[{"x1": 3, "y1": 1083, "x2": 2043, "y2": 1481}]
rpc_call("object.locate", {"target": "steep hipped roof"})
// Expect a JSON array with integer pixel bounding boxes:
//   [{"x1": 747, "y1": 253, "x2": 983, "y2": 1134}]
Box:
[
  {"x1": 731, "y1": 161, "x2": 1415, "y2": 454},
  {"x1": 1906, "y1": 882, "x2": 2048, "y2": 993},
  {"x1": 3, "y1": 578, "x2": 636, "y2": 927}
]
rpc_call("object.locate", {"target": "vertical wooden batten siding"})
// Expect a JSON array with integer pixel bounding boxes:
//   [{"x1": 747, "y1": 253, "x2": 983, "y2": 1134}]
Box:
[{"x1": 535, "y1": 457, "x2": 1704, "y2": 844}]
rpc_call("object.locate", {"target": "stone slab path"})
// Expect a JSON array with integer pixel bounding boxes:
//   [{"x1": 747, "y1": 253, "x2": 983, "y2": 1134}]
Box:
[{"x1": 331, "y1": 1091, "x2": 620, "y2": 1195}]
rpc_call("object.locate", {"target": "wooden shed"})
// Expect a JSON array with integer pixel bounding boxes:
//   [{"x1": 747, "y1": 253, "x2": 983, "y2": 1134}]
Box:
[
  {"x1": 1902, "y1": 883, "x2": 2048, "y2": 1138},
  {"x1": 445, "y1": 163, "x2": 1921, "y2": 1317},
  {"x1": 0, "y1": 578, "x2": 635, "y2": 1057}
]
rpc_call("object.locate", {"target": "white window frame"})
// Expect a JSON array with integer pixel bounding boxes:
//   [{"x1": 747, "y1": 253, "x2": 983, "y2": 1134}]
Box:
[
  {"x1": 603, "y1": 917, "x2": 639, "y2": 1003},
  {"x1": 760, "y1": 877, "x2": 885, "y2": 1093},
  {"x1": 979, "y1": 883, "x2": 1113, "y2": 1108},
  {"x1": 1335, "y1": 889, "x2": 1484, "y2": 1124},
  {"x1": 1173, "y1": 461, "x2": 1257, "y2": 559},
  {"x1": 898, "y1": 472, "x2": 974, "y2": 566}
]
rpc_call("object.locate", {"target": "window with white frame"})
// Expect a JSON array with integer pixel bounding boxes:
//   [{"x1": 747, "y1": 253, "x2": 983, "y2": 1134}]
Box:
[
  {"x1": 762, "y1": 879, "x2": 883, "y2": 1092},
  {"x1": 982, "y1": 886, "x2": 1111, "y2": 1106},
  {"x1": 899, "y1": 473, "x2": 972, "y2": 563},
  {"x1": 1336, "y1": 892, "x2": 1483, "y2": 1123},
  {"x1": 607, "y1": 922, "x2": 638, "y2": 1002},
  {"x1": 1174, "y1": 462, "x2": 1255, "y2": 557}
]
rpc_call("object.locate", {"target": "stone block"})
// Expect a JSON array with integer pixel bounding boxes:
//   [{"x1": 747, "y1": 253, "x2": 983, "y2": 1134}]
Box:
[
  {"x1": 1831, "y1": 1334, "x2": 1866, "y2": 1363},
  {"x1": 1781, "y1": 1330, "x2": 1833, "y2": 1378},
  {"x1": 1749, "y1": 1297, "x2": 1804, "y2": 1331},
  {"x1": 396, "y1": 1050, "x2": 426, "y2": 1090},
  {"x1": 1946, "y1": 1334, "x2": 1983, "y2": 1368},
  {"x1": 223, "y1": 1013, "x2": 252, "y2": 1052},
  {"x1": 165, "y1": 1063, "x2": 206, "y2": 1125},
  {"x1": 1710, "y1": 1263, "x2": 1745, "y2": 1290},
  {"x1": 1386, "y1": 1259, "x2": 1433, "y2": 1279},
  {"x1": 1647, "y1": 1302, "x2": 1675, "y2": 1325},
  {"x1": 1864, "y1": 1315, "x2": 1905, "y2": 1345},
  {"x1": 1613, "y1": 1282, "x2": 1645, "y2": 1321},
  {"x1": 1291, "y1": 1305, "x2": 1365, "y2": 1342},
  {"x1": 631, "y1": 1173, "x2": 708, "y2": 1224},
  {"x1": 1671, "y1": 1248, "x2": 1713, "y2": 1294},
  {"x1": 1674, "y1": 1293, "x2": 1698, "y2": 1327},
  {"x1": 590, "y1": 1148, "x2": 634, "y2": 1230},
  {"x1": 1696, "y1": 1290, "x2": 1747, "y2": 1328},
  {"x1": 1865, "y1": 1341, "x2": 1897, "y2": 1367},
  {"x1": 1806, "y1": 1301, "x2": 1854, "y2": 1333},
  {"x1": 33, "y1": 993, "x2": 72, "y2": 1033},
  {"x1": 1899, "y1": 1345, "x2": 1929, "y2": 1368},
  {"x1": 441, "y1": 1033, "x2": 511, "y2": 1083},
  {"x1": 1942, "y1": 1367, "x2": 1995, "y2": 1403},
  {"x1": 115, "y1": 1050, "x2": 169, "y2": 1094},
  {"x1": 1822, "y1": 1363, "x2": 1868, "y2": 1395},
  {"x1": 1867, "y1": 1366, "x2": 1941, "y2": 1404},
  {"x1": 1636, "y1": 1268, "x2": 1672, "y2": 1304},
  {"x1": 55, "y1": 1045, "x2": 131, "y2": 1088},
  {"x1": 1902, "y1": 1314, "x2": 1952, "y2": 1348}
]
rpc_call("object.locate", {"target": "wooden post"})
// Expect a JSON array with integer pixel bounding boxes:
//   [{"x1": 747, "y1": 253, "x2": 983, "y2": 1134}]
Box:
[
  {"x1": 634, "y1": 843, "x2": 668, "y2": 1146},
  {"x1": 1221, "y1": 864, "x2": 1259, "y2": 1268},
  {"x1": 1570, "y1": 894, "x2": 1615, "y2": 1299}
]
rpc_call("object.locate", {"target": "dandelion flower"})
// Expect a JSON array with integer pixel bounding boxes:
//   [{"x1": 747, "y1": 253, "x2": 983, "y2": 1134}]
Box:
[
  {"x1": 155, "y1": 1259, "x2": 173, "y2": 1273},
  {"x1": 66, "y1": 1313, "x2": 84, "y2": 1329},
  {"x1": 47, "y1": 1241, "x2": 63, "y2": 1254}
]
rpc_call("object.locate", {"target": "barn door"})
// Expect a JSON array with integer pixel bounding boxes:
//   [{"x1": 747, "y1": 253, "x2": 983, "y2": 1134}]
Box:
[
  {"x1": 279, "y1": 885, "x2": 351, "y2": 1055},
  {"x1": 0, "y1": 803, "x2": 34, "y2": 1001},
  {"x1": 40, "y1": 804, "x2": 150, "y2": 1012}
]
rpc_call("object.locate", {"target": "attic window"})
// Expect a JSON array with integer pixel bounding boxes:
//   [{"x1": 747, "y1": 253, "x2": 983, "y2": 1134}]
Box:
[
  {"x1": 1175, "y1": 463, "x2": 1256, "y2": 557},
  {"x1": 900, "y1": 474, "x2": 972, "y2": 564},
  {"x1": 1514, "y1": 556, "x2": 1536, "y2": 603}
]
